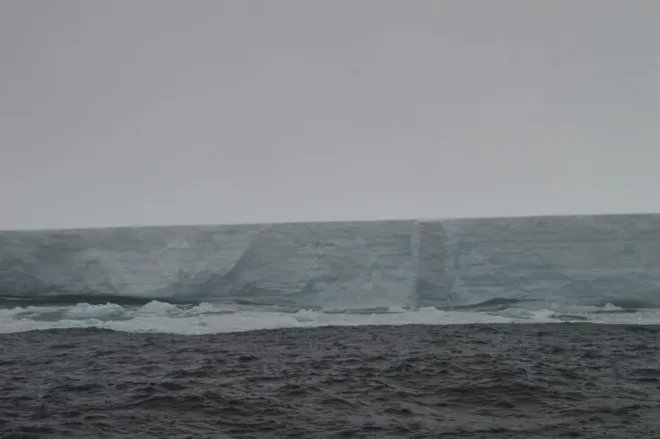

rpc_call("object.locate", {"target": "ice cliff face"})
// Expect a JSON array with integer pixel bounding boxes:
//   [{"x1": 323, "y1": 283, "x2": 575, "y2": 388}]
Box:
[{"x1": 1, "y1": 214, "x2": 659, "y2": 308}]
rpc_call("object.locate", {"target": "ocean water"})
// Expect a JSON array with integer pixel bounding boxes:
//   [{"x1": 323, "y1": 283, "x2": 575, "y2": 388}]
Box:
[
  {"x1": 2, "y1": 324, "x2": 659, "y2": 438},
  {"x1": 1, "y1": 214, "x2": 660, "y2": 334},
  {"x1": 2, "y1": 214, "x2": 660, "y2": 437}
]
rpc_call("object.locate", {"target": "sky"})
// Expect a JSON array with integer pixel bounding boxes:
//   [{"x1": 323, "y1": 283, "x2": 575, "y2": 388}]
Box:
[{"x1": 1, "y1": 0, "x2": 659, "y2": 230}]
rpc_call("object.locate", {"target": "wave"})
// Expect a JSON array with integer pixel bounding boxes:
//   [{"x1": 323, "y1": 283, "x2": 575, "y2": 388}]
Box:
[
  {"x1": 0, "y1": 294, "x2": 199, "y2": 307},
  {"x1": 2, "y1": 298, "x2": 658, "y2": 335},
  {"x1": 454, "y1": 296, "x2": 660, "y2": 311},
  {"x1": 1, "y1": 214, "x2": 660, "y2": 310}
]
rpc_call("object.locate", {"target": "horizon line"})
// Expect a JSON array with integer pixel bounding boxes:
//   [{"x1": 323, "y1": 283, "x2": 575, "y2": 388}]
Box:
[{"x1": 2, "y1": 210, "x2": 660, "y2": 233}]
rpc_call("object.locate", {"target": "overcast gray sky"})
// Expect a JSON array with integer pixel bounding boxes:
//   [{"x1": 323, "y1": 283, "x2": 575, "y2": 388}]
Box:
[{"x1": 1, "y1": 0, "x2": 659, "y2": 230}]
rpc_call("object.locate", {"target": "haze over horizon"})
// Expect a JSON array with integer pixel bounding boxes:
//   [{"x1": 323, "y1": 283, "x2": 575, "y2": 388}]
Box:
[{"x1": 1, "y1": 0, "x2": 659, "y2": 231}]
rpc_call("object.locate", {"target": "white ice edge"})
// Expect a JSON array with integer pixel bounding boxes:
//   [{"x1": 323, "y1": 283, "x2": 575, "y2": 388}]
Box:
[{"x1": 1, "y1": 300, "x2": 658, "y2": 335}]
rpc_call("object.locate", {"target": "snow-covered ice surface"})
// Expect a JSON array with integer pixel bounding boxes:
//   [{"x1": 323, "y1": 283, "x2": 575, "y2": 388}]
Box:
[{"x1": 2, "y1": 214, "x2": 660, "y2": 334}]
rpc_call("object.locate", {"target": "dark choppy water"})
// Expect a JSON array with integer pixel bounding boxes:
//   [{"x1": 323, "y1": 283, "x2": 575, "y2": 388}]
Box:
[{"x1": 2, "y1": 324, "x2": 660, "y2": 438}]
